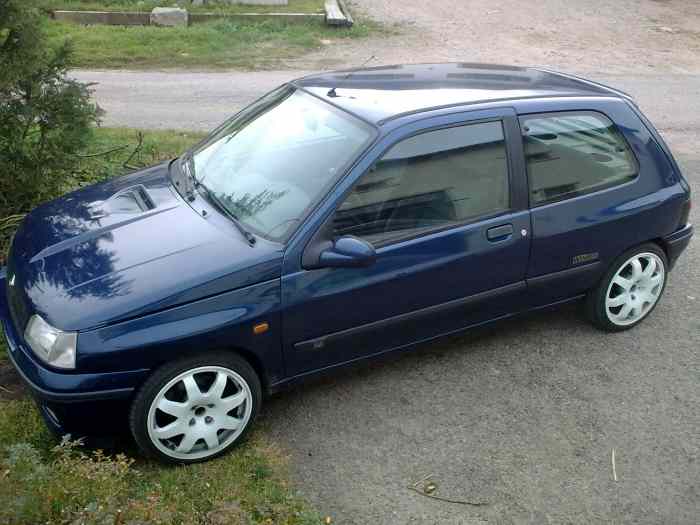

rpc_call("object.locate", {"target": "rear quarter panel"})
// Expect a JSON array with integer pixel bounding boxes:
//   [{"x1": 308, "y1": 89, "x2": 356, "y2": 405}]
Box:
[{"x1": 514, "y1": 97, "x2": 687, "y2": 300}]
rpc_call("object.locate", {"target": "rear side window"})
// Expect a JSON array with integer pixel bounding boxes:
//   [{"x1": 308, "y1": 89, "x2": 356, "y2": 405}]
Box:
[
  {"x1": 332, "y1": 121, "x2": 510, "y2": 245},
  {"x1": 520, "y1": 112, "x2": 637, "y2": 206}
]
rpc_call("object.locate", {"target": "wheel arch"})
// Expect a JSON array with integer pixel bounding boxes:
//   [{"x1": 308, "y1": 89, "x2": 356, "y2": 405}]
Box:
[
  {"x1": 224, "y1": 345, "x2": 270, "y2": 395},
  {"x1": 649, "y1": 236, "x2": 671, "y2": 262},
  {"x1": 578, "y1": 238, "x2": 668, "y2": 303},
  {"x1": 604, "y1": 237, "x2": 669, "y2": 275},
  {"x1": 138, "y1": 344, "x2": 271, "y2": 399}
]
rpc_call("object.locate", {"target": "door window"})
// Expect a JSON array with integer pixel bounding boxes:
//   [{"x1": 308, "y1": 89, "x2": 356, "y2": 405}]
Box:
[
  {"x1": 520, "y1": 111, "x2": 638, "y2": 206},
  {"x1": 332, "y1": 121, "x2": 510, "y2": 245}
]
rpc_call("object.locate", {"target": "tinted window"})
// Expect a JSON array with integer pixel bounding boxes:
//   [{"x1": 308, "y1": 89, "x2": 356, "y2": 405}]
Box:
[
  {"x1": 333, "y1": 121, "x2": 509, "y2": 245},
  {"x1": 520, "y1": 112, "x2": 637, "y2": 205}
]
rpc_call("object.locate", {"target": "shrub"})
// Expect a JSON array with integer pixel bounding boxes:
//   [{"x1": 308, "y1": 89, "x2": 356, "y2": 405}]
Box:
[
  {"x1": 0, "y1": 0, "x2": 99, "y2": 224},
  {"x1": 0, "y1": 438, "x2": 134, "y2": 524}
]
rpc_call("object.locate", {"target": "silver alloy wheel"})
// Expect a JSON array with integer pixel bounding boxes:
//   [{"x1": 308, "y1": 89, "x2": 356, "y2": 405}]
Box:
[
  {"x1": 605, "y1": 252, "x2": 665, "y2": 327},
  {"x1": 147, "y1": 366, "x2": 253, "y2": 461}
]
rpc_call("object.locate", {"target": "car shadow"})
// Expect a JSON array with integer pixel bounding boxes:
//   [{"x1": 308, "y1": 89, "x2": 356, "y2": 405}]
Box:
[{"x1": 260, "y1": 300, "x2": 588, "y2": 420}]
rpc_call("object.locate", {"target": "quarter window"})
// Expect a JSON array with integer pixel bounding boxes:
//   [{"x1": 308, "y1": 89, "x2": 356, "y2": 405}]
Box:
[
  {"x1": 520, "y1": 112, "x2": 637, "y2": 205},
  {"x1": 333, "y1": 121, "x2": 510, "y2": 245}
]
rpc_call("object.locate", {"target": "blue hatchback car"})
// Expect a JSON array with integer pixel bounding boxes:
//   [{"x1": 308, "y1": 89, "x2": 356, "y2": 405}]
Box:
[{"x1": 0, "y1": 64, "x2": 693, "y2": 463}]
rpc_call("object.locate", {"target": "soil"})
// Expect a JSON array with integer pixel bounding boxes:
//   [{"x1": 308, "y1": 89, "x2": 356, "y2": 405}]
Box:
[
  {"x1": 0, "y1": 358, "x2": 27, "y2": 401},
  {"x1": 293, "y1": 0, "x2": 700, "y2": 75}
]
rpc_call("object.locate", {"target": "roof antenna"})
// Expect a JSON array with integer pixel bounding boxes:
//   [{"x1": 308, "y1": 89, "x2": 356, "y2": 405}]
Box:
[
  {"x1": 327, "y1": 54, "x2": 377, "y2": 97},
  {"x1": 345, "y1": 54, "x2": 377, "y2": 80}
]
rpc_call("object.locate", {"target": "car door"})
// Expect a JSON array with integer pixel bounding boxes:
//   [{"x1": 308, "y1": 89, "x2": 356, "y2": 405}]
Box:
[{"x1": 280, "y1": 108, "x2": 531, "y2": 377}]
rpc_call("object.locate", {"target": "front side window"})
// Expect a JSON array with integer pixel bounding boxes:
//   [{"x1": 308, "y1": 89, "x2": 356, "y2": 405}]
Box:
[
  {"x1": 520, "y1": 112, "x2": 637, "y2": 206},
  {"x1": 184, "y1": 87, "x2": 374, "y2": 242},
  {"x1": 332, "y1": 121, "x2": 510, "y2": 245}
]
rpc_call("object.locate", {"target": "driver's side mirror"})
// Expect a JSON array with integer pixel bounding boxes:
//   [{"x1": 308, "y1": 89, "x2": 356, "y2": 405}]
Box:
[{"x1": 315, "y1": 235, "x2": 376, "y2": 269}]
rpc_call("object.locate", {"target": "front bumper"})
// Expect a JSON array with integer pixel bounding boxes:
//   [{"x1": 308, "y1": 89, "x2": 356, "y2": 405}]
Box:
[{"x1": 1, "y1": 267, "x2": 148, "y2": 434}]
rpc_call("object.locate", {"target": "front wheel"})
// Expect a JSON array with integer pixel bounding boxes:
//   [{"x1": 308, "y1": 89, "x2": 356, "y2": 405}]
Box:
[
  {"x1": 586, "y1": 243, "x2": 668, "y2": 332},
  {"x1": 130, "y1": 353, "x2": 261, "y2": 464}
]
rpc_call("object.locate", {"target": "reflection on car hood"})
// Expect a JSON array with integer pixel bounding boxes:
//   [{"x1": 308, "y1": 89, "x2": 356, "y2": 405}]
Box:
[{"x1": 8, "y1": 162, "x2": 283, "y2": 331}]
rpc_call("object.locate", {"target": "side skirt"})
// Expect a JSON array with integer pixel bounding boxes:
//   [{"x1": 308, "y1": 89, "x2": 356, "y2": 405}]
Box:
[{"x1": 268, "y1": 293, "x2": 586, "y2": 395}]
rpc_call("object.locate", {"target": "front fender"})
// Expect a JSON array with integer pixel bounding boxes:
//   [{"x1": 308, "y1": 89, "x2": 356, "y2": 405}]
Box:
[{"x1": 77, "y1": 278, "x2": 284, "y2": 385}]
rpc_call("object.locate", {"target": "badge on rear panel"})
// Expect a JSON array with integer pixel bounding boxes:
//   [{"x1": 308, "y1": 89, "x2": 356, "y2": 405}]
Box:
[{"x1": 572, "y1": 252, "x2": 599, "y2": 266}]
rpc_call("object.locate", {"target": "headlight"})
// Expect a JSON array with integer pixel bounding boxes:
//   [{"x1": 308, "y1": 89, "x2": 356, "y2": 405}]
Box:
[{"x1": 24, "y1": 315, "x2": 77, "y2": 369}]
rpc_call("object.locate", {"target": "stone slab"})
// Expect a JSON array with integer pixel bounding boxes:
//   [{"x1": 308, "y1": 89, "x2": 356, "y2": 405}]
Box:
[
  {"x1": 189, "y1": 12, "x2": 324, "y2": 24},
  {"x1": 324, "y1": 0, "x2": 351, "y2": 26},
  {"x1": 150, "y1": 7, "x2": 189, "y2": 27}
]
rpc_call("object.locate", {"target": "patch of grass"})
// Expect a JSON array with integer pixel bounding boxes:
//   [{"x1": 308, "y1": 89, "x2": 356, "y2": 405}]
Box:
[
  {"x1": 1, "y1": 438, "x2": 135, "y2": 524},
  {"x1": 0, "y1": 128, "x2": 320, "y2": 525},
  {"x1": 77, "y1": 127, "x2": 206, "y2": 181},
  {"x1": 0, "y1": 398, "x2": 54, "y2": 450},
  {"x1": 46, "y1": 17, "x2": 373, "y2": 69},
  {"x1": 41, "y1": 0, "x2": 325, "y2": 15},
  {"x1": 0, "y1": 336, "x2": 7, "y2": 366},
  {"x1": 0, "y1": 416, "x2": 319, "y2": 524}
]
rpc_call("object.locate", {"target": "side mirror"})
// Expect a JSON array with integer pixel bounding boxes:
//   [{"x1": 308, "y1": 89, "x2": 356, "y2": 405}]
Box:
[{"x1": 317, "y1": 236, "x2": 376, "y2": 269}]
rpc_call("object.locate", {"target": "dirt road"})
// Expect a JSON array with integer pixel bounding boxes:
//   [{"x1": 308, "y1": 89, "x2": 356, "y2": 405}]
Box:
[{"x1": 309, "y1": 0, "x2": 700, "y2": 74}]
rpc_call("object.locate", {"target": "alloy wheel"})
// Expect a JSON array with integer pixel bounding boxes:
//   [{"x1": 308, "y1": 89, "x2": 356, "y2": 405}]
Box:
[
  {"x1": 147, "y1": 366, "x2": 253, "y2": 461},
  {"x1": 605, "y1": 252, "x2": 665, "y2": 327}
]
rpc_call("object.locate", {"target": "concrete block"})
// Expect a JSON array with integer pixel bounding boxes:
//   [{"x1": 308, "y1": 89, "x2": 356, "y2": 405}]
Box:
[{"x1": 150, "y1": 7, "x2": 189, "y2": 27}]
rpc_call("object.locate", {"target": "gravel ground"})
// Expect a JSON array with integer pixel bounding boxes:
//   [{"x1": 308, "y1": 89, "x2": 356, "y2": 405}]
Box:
[
  {"x1": 256, "y1": 80, "x2": 697, "y2": 523},
  {"x1": 263, "y1": 266, "x2": 699, "y2": 524},
  {"x1": 68, "y1": 1, "x2": 699, "y2": 522},
  {"x1": 303, "y1": 0, "x2": 700, "y2": 75}
]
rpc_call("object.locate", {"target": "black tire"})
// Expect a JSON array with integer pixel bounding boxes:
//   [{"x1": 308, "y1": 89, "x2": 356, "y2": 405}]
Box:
[
  {"x1": 129, "y1": 352, "x2": 262, "y2": 464},
  {"x1": 585, "y1": 243, "x2": 668, "y2": 332}
]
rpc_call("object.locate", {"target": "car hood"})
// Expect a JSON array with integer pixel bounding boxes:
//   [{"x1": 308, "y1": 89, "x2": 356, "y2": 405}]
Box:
[{"x1": 7, "y1": 162, "x2": 283, "y2": 331}]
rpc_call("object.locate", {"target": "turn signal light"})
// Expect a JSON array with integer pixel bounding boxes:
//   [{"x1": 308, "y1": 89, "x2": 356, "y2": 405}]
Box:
[{"x1": 253, "y1": 322, "x2": 269, "y2": 335}]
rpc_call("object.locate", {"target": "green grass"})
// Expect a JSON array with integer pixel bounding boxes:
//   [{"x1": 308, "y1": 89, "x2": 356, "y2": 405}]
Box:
[
  {"x1": 0, "y1": 405, "x2": 320, "y2": 524},
  {"x1": 79, "y1": 127, "x2": 206, "y2": 177},
  {"x1": 46, "y1": 17, "x2": 375, "y2": 69},
  {"x1": 42, "y1": 0, "x2": 325, "y2": 14},
  {"x1": 0, "y1": 397, "x2": 55, "y2": 451},
  {"x1": 0, "y1": 336, "x2": 7, "y2": 367},
  {"x1": 0, "y1": 128, "x2": 321, "y2": 525},
  {"x1": 0, "y1": 339, "x2": 319, "y2": 525}
]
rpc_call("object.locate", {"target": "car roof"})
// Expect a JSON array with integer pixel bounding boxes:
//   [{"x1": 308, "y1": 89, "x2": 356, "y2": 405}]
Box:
[{"x1": 292, "y1": 63, "x2": 630, "y2": 125}]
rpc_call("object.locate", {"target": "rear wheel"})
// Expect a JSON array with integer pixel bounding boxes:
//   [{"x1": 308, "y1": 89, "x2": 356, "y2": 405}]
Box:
[
  {"x1": 586, "y1": 243, "x2": 667, "y2": 332},
  {"x1": 130, "y1": 353, "x2": 261, "y2": 464}
]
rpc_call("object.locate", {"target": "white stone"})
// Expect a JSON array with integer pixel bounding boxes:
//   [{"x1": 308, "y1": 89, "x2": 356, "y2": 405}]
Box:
[{"x1": 150, "y1": 7, "x2": 188, "y2": 27}]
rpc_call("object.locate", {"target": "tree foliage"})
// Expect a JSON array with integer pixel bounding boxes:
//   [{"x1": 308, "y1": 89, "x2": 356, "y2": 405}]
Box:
[{"x1": 0, "y1": 0, "x2": 99, "y2": 218}]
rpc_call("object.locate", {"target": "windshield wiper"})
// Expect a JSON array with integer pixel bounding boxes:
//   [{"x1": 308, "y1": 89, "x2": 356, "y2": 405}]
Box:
[
  {"x1": 178, "y1": 155, "x2": 256, "y2": 246},
  {"x1": 196, "y1": 182, "x2": 257, "y2": 247}
]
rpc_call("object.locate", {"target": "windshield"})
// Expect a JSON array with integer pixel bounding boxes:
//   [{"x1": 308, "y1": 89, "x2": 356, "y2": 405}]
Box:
[{"x1": 184, "y1": 86, "x2": 374, "y2": 242}]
